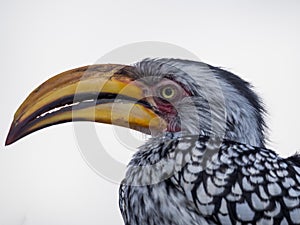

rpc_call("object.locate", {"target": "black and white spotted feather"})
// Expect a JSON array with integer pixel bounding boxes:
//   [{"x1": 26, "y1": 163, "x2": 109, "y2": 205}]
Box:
[
  {"x1": 120, "y1": 134, "x2": 300, "y2": 225},
  {"x1": 118, "y1": 59, "x2": 300, "y2": 225}
]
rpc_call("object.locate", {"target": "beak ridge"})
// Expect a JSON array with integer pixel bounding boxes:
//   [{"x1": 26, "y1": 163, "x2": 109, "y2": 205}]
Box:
[{"x1": 5, "y1": 64, "x2": 166, "y2": 145}]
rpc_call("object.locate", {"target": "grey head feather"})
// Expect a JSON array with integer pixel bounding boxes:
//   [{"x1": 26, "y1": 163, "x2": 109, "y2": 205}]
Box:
[{"x1": 133, "y1": 58, "x2": 267, "y2": 147}]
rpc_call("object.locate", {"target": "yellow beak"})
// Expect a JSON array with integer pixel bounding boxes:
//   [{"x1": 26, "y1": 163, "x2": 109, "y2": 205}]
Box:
[{"x1": 5, "y1": 64, "x2": 166, "y2": 145}]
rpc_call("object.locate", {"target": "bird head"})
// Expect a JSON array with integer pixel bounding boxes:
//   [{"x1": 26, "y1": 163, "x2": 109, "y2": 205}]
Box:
[{"x1": 6, "y1": 58, "x2": 266, "y2": 147}]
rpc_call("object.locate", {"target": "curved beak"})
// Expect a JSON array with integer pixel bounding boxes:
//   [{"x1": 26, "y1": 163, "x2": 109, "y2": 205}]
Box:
[{"x1": 5, "y1": 64, "x2": 166, "y2": 145}]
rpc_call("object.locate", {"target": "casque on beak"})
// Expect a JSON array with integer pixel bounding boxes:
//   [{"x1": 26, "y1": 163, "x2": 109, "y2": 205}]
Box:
[{"x1": 5, "y1": 64, "x2": 167, "y2": 145}]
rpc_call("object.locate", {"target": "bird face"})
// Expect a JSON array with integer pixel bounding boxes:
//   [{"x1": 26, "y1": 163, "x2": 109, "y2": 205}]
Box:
[
  {"x1": 134, "y1": 77, "x2": 191, "y2": 133},
  {"x1": 6, "y1": 58, "x2": 266, "y2": 147}
]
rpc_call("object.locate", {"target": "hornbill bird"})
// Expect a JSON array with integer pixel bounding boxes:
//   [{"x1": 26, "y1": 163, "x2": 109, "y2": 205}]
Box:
[{"x1": 6, "y1": 58, "x2": 300, "y2": 224}]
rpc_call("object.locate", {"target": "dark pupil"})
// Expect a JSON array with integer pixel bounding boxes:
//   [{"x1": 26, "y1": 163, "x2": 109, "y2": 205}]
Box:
[{"x1": 164, "y1": 88, "x2": 173, "y2": 96}]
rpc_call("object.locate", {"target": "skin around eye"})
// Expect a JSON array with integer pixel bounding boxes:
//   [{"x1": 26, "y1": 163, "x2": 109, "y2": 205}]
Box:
[{"x1": 154, "y1": 78, "x2": 188, "y2": 102}]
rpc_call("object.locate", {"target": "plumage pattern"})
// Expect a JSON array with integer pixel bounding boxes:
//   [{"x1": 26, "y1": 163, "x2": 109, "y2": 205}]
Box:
[
  {"x1": 120, "y1": 134, "x2": 300, "y2": 225},
  {"x1": 117, "y1": 58, "x2": 300, "y2": 224}
]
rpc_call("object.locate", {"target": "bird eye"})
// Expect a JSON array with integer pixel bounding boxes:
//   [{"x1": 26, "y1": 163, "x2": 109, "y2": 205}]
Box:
[{"x1": 160, "y1": 85, "x2": 177, "y2": 100}]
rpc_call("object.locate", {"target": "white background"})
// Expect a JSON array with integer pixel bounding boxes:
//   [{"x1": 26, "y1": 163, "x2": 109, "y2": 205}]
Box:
[{"x1": 1, "y1": 1, "x2": 300, "y2": 224}]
